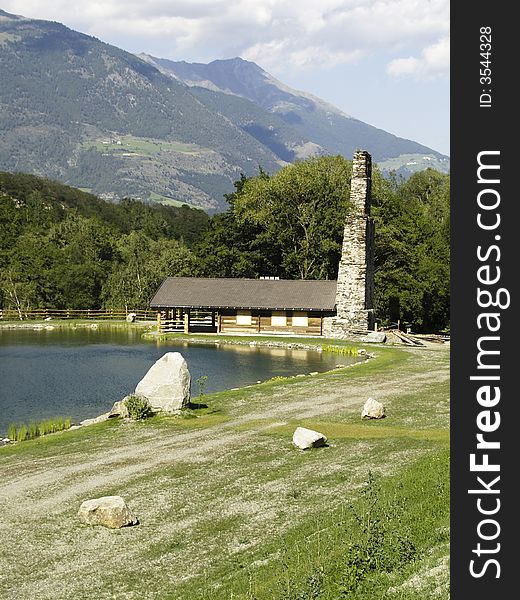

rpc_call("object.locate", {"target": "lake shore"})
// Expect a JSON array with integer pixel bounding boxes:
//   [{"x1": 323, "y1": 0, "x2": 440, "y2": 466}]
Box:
[
  {"x1": 0, "y1": 325, "x2": 369, "y2": 436},
  {"x1": 0, "y1": 342, "x2": 449, "y2": 599}
]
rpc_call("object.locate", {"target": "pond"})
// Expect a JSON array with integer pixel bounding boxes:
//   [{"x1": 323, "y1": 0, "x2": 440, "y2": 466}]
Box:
[{"x1": 0, "y1": 326, "x2": 361, "y2": 434}]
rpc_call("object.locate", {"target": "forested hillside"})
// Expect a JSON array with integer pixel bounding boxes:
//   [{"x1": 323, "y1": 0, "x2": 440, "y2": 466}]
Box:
[
  {"x1": 0, "y1": 160, "x2": 449, "y2": 332},
  {"x1": 0, "y1": 173, "x2": 208, "y2": 311}
]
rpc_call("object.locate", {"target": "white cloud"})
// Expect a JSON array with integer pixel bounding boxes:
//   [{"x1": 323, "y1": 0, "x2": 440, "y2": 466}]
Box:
[
  {"x1": 387, "y1": 35, "x2": 449, "y2": 79},
  {"x1": 2, "y1": 0, "x2": 449, "y2": 74}
]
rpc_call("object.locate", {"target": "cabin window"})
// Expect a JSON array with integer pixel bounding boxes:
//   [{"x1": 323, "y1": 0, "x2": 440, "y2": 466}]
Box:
[
  {"x1": 236, "y1": 310, "x2": 252, "y2": 325},
  {"x1": 271, "y1": 311, "x2": 287, "y2": 326},
  {"x1": 292, "y1": 311, "x2": 308, "y2": 327}
]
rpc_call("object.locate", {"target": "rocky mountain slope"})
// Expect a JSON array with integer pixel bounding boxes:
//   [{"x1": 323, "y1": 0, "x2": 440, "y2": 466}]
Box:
[
  {"x1": 0, "y1": 9, "x2": 448, "y2": 211},
  {"x1": 142, "y1": 55, "x2": 449, "y2": 174}
]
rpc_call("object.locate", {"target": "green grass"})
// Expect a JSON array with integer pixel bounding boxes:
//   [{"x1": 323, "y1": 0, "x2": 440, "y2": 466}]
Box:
[
  {"x1": 82, "y1": 136, "x2": 204, "y2": 157},
  {"x1": 147, "y1": 191, "x2": 207, "y2": 211},
  {"x1": 322, "y1": 344, "x2": 358, "y2": 355},
  {"x1": 172, "y1": 449, "x2": 450, "y2": 599},
  {"x1": 148, "y1": 191, "x2": 185, "y2": 206},
  {"x1": 150, "y1": 332, "x2": 363, "y2": 346},
  {"x1": 6, "y1": 415, "x2": 73, "y2": 444},
  {"x1": 0, "y1": 338, "x2": 449, "y2": 600},
  {"x1": 237, "y1": 419, "x2": 449, "y2": 444},
  {"x1": 376, "y1": 153, "x2": 450, "y2": 174},
  {"x1": 1, "y1": 419, "x2": 111, "y2": 458},
  {"x1": 0, "y1": 408, "x2": 228, "y2": 459}
]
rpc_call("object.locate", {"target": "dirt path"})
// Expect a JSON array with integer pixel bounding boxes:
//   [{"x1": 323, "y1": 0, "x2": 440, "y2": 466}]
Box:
[{"x1": 0, "y1": 344, "x2": 449, "y2": 600}]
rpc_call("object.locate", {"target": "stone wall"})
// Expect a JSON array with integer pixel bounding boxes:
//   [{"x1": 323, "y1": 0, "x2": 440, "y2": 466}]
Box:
[{"x1": 327, "y1": 150, "x2": 375, "y2": 336}]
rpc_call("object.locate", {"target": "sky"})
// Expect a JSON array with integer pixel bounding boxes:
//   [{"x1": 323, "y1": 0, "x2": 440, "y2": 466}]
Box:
[{"x1": 2, "y1": 0, "x2": 450, "y2": 155}]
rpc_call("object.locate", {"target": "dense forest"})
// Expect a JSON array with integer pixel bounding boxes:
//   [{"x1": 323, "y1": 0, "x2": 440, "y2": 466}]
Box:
[{"x1": 0, "y1": 157, "x2": 449, "y2": 332}]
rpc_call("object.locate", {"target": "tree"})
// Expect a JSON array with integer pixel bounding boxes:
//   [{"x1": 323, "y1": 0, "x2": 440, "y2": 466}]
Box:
[
  {"x1": 372, "y1": 169, "x2": 450, "y2": 331},
  {"x1": 102, "y1": 233, "x2": 199, "y2": 309},
  {"x1": 47, "y1": 213, "x2": 116, "y2": 308},
  {"x1": 0, "y1": 267, "x2": 38, "y2": 319},
  {"x1": 230, "y1": 156, "x2": 353, "y2": 279}
]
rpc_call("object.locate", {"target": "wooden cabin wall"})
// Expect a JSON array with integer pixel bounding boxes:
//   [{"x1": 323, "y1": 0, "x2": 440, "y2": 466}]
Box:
[{"x1": 157, "y1": 308, "x2": 325, "y2": 335}]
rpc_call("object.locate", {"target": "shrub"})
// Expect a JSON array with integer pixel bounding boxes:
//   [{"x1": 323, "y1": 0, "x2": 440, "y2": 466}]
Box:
[
  {"x1": 17, "y1": 424, "x2": 28, "y2": 442},
  {"x1": 7, "y1": 423, "x2": 17, "y2": 441},
  {"x1": 4, "y1": 415, "x2": 74, "y2": 443},
  {"x1": 124, "y1": 394, "x2": 153, "y2": 420},
  {"x1": 196, "y1": 375, "x2": 208, "y2": 397},
  {"x1": 39, "y1": 420, "x2": 51, "y2": 435},
  {"x1": 29, "y1": 422, "x2": 39, "y2": 439},
  {"x1": 37, "y1": 416, "x2": 72, "y2": 436},
  {"x1": 334, "y1": 471, "x2": 417, "y2": 594},
  {"x1": 322, "y1": 344, "x2": 358, "y2": 356}
]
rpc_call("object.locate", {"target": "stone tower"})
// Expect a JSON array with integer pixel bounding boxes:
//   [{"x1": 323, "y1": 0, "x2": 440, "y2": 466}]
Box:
[{"x1": 324, "y1": 150, "x2": 375, "y2": 336}]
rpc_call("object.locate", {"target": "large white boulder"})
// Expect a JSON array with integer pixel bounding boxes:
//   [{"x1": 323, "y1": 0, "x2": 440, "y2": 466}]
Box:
[
  {"x1": 361, "y1": 397, "x2": 385, "y2": 419},
  {"x1": 292, "y1": 427, "x2": 328, "y2": 450},
  {"x1": 78, "y1": 496, "x2": 138, "y2": 528},
  {"x1": 135, "y1": 352, "x2": 191, "y2": 413}
]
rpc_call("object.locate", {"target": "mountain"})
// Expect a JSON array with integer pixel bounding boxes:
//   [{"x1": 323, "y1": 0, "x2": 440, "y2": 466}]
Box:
[
  {"x1": 142, "y1": 55, "x2": 450, "y2": 174},
  {"x1": 0, "y1": 10, "x2": 448, "y2": 212},
  {"x1": 0, "y1": 10, "x2": 284, "y2": 211}
]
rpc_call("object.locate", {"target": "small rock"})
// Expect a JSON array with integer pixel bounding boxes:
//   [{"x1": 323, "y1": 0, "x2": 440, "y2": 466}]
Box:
[
  {"x1": 309, "y1": 371, "x2": 319, "y2": 376},
  {"x1": 44, "y1": 317, "x2": 52, "y2": 321},
  {"x1": 1, "y1": 437, "x2": 11, "y2": 446},
  {"x1": 361, "y1": 332, "x2": 387, "y2": 343},
  {"x1": 361, "y1": 398, "x2": 385, "y2": 419},
  {"x1": 126, "y1": 312, "x2": 137, "y2": 323},
  {"x1": 108, "y1": 399, "x2": 130, "y2": 419},
  {"x1": 79, "y1": 412, "x2": 110, "y2": 426},
  {"x1": 292, "y1": 426, "x2": 328, "y2": 450},
  {"x1": 78, "y1": 496, "x2": 138, "y2": 528}
]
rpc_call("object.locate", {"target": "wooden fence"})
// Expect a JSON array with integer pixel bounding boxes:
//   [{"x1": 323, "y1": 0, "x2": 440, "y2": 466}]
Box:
[{"x1": 0, "y1": 308, "x2": 155, "y2": 322}]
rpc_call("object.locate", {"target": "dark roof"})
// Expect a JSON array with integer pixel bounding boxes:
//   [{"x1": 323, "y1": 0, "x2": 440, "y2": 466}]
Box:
[{"x1": 150, "y1": 277, "x2": 337, "y2": 311}]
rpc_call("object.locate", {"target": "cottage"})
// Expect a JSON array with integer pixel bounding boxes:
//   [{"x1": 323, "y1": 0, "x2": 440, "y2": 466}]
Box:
[
  {"x1": 150, "y1": 150, "x2": 375, "y2": 339},
  {"x1": 151, "y1": 277, "x2": 337, "y2": 335}
]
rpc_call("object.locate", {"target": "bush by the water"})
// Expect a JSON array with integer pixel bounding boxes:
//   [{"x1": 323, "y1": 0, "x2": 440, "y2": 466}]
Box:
[
  {"x1": 124, "y1": 395, "x2": 154, "y2": 420},
  {"x1": 322, "y1": 344, "x2": 358, "y2": 356},
  {"x1": 6, "y1": 416, "x2": 72, "y2": 442}
]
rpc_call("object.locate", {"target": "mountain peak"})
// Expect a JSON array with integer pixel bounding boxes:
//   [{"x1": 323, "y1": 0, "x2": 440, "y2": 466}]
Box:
[
  {"x1": 0, "y1": 9, "x2": 25, "y2": 20},
  {"x1": 209, "y1": 56, "x2": 258, "y2": 68}
]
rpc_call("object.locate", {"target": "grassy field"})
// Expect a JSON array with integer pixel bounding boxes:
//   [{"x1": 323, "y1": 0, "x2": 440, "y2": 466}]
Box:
[
  {"x1": 376, "y1": 153, "x2": 450, "y2": 174},
  {"x1": 0, "y1": 340, "x2": 449, "y2": 599},
  {"x1": 82, "y1": 136, "x2": 203, "y2": 157}
]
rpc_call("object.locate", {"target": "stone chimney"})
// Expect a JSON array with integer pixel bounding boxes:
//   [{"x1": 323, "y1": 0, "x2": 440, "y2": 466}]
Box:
[{"x1": 325, "y1": 150, "x2": 375, "y2": 336}]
